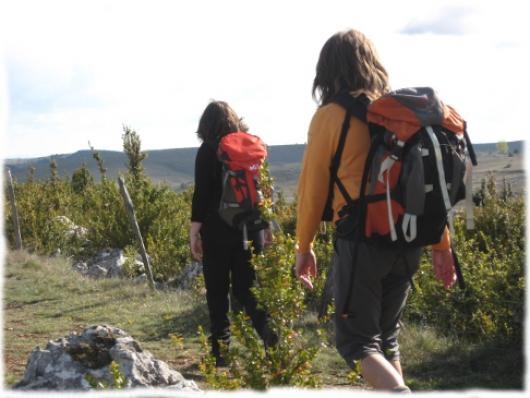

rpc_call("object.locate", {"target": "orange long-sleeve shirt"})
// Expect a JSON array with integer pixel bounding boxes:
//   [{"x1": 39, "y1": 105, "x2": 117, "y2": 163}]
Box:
[{"x1": 295, "y1": 102, "x2": 450, "y2": 253}]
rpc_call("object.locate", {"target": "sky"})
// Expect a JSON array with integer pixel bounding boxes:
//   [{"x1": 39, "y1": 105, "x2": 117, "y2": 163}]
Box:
[{"x1": 1, "y1": 0, "x2": 529, "y2": 159}]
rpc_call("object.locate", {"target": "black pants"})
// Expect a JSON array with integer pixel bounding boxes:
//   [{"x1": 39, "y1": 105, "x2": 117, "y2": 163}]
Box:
[{"x1": 201, "y1": 225, "x2": 271, "y2": 357}]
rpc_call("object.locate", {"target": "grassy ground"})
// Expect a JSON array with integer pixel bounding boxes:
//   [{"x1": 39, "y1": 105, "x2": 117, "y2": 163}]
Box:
[
  {"x1": 3, "y1": 250, "x2": 523, "y2": 391},
  {"x1": 399, "y1": 322, "x2": 523, "y2": 390},
  {"x1": 3, "y1": 250, "x2": 209, "y2": 388}
]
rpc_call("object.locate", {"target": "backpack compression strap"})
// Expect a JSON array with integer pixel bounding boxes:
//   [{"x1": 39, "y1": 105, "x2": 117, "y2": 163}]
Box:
[
  {"x1": 463, "y1": 121, "x2": 478, "y2": 167},
  {"x1": 425, "y1": 126, "x2": 452, "y2": 213},
  {"x1": 463, "y1": 121, "x2": 478, "y2": 230},
  {"x1": 451, "y1": 242, "x2": 466, "y2": 289},
  {"x1": 322, "y1": 94, "x2": 369, "y2": 221}
]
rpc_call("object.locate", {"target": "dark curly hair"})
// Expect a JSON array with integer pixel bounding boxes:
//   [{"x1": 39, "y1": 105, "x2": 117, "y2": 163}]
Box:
[
  {"x1": 196, "y1": 100, "x2": 248, "y2": 143},
  {"x1": 313, "y1": 29, "x2": 390, "y2": 105}
]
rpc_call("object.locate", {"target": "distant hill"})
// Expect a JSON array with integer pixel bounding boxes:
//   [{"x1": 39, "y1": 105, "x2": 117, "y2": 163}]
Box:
[
  {"x1": 468, "y1": 141, "x2": 524, "y2": 156},
  {"x1": 4, "y1": 145, "x2": 306, "y2": 192},
  {"x1": 4, "y1": 141, "x2": 525, "y2": 196}
]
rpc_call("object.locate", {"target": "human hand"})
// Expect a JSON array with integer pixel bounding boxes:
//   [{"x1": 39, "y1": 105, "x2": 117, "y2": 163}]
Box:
[
  {"x1": 190, "y1": 222, "x2": 203, "y2": 261},
  {"x1": 295, "y1": 250, "x2": 317, "y2": 290},
  {"x1": 432, "y1": 248, "x2": 456, "y2": 289},
  {"x1": 264, "y1": 227, "x2": 274, "y2": 248}
]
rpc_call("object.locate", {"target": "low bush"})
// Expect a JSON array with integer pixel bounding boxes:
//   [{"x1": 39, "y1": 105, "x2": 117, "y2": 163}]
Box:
[
  {"x1": 4, "y1": 127, "x2": 192, "y2": 282},
  {"x1": 198, "y1": 232, "x2": 324, "y2": 389},
  {"x1": 407, "y1": 176, "x2": 524, "y2": 343}
]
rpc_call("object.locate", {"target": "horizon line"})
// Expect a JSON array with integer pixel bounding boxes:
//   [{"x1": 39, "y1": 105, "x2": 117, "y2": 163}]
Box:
[{"x1": 4, "y1": 139, "x2": 526, "y2": 162}]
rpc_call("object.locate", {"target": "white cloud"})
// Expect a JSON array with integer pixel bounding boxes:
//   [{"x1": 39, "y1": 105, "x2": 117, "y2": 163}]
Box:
[{"x1": 401, "y1": 5, "x2": 475, "y2": 35}]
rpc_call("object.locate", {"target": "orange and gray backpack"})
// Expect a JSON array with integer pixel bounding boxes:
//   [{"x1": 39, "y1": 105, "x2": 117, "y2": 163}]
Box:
[
  {"x1": 326, "y1": 87, "x2": 477, "y2": 288},
  {"x1": 217, "y1": 131, "x2": 269, "y2": 247}
]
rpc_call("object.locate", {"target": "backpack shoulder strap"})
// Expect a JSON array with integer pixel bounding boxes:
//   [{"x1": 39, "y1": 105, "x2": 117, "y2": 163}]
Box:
[
  {"x1": 331, "y1": 93, "x2": 369, "y2": 124},
  {"x1": 322, "y1": 94, "x2": 369, "y2": 220},
  {"x1": 463, "y1": 121, "x2": 478, "y2": 166}
]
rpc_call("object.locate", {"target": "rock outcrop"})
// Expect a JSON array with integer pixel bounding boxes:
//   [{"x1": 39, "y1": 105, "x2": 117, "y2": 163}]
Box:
[
  {"x1": 72, "y1": 248, "x2": 132, "y2": 279},
  {"x1": 176, "y1": 262, "x2": 202, "y2": 290},
  {"x1": 14, "y1": 325, "x2": 200, "y2": 391},
  {"x1": 72, "y1": 248, "x2": 202, "y2": 292},
  {"x1": 54, "y1": 216, "x2": 88, "y2": 239}
]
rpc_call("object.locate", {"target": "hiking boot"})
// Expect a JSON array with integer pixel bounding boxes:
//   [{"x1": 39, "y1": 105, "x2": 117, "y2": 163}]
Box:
[
  {"x1": 210, "y1": 334, "x2": 230, "y2": 368},
  {"x1": 215, "y1": 355, "x2": 228, "y2": 368},
  {"x1": 261, "y1": 326, "x2": 279, "y2": 349}
]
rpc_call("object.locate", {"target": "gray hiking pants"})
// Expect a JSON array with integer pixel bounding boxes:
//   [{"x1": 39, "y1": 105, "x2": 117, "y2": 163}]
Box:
[{"x1": 333, "y1": 238, "x2": 422, "y2": 365}]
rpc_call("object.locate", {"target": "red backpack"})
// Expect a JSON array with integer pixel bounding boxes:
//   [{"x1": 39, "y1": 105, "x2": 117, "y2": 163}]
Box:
[{"x1": 217, "y1": 132, "x2": 269, "y2": 243}]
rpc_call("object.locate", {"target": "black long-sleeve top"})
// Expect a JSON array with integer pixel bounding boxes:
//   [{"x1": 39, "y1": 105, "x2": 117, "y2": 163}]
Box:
[
  {"x1": 191, "y1": 142, "x2": 240, "y2": 239},
  {"x1": 191, "y1": 142, "x2": 222, "y2": 223}
]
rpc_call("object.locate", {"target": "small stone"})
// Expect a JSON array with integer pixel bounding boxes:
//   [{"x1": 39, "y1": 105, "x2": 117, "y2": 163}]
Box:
[
  {"x1": 177, "y1": 262, "x2": 202, "y2": 290},
  {"x1": 133, "y1": 274, "x2": 148, "y2": 284},
  {"x1": 86, "y1": 265, "x2": 108, "y2": 279}
]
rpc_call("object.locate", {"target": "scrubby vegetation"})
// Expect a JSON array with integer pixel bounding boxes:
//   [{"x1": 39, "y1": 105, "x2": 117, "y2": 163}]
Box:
[
  {"x1": 407, "y1": 177, "x2": 524, "y2": 344},
  {"x1": 3, "y1": 128, "x2": 524, "y2": 390},
  {"x1": 4, "y1": 127, "x2": 192, "y2": 282}
]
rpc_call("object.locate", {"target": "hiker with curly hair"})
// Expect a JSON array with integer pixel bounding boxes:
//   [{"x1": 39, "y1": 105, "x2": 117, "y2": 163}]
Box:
[{"x1": 295, "y1": 29, "x2": 457, "y2": 392}]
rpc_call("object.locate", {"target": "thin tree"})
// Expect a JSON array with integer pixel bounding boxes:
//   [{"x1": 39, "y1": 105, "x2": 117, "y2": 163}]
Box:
[
  {"x1": 89, "y1": 141, "x2": 107, "y2": 181},
  {"x1": 122, "y1": 125, "x2": 147, "y2": 183}
]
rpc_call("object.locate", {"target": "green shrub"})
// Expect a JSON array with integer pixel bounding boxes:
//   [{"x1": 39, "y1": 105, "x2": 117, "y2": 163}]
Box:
[
  {"x1": 144, "y1": 185, "x2": 191, "y2": 281},
  {"x1": 4, "y1": 165, "x2": 86, "y2": 256},
  {"x1": 3, "y1": 127, "x2": 191, "y2": 282},
  {"x1": 71, "y1": 163, "x2": 94, "y2": 194},
  {"x1": 198, "y1": 232, "x2": 323, "y2": 389},
  {"x1": 407, "y1": 176, "x2": 524, "y2": 343}
]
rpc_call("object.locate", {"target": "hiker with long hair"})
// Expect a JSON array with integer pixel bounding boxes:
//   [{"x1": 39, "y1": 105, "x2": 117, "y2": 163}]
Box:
[
  {"x1": 190, "y1": 100, "x2": 276, "y2": 366},
  {"x1": 295, "y1": 29, "x2": 457, "y2": 392}
]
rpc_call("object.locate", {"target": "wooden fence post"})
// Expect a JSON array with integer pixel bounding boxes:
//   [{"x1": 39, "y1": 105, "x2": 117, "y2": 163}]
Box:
[
  {"x1": 118, "y1": 176, "x2": 155, "y2": 290},
  {"x1": 6, "y1": 169, "x2": 23, "y2": 250}
]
